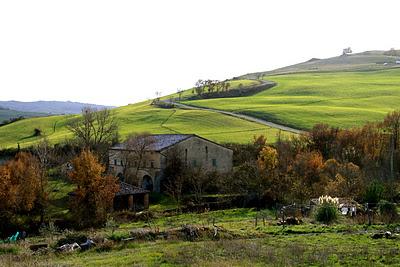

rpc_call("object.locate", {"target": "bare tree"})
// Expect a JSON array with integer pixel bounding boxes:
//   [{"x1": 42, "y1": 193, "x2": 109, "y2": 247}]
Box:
[
  {"x1": 177, "y1": 89, "x2": 184, "y2": 101},
  {"x1": 381, "y1": 111, "x2": 400, "y2": 179},
  {"x1": 152, "y1": 91, "x2": 162, "y2": 104},
  {"x1": 116, "y1": 133, "x2": 156, "y2": 185},
  {"x1": 195, "y1": 79, "x2": 205, "y2": 96},
  {"x1": 33, "y1": 138, "x2": 53, "y2": 223},
  {"x1": 163, "y1": 148, "x2": 186, "y2": 210},
  {"x1": 185, "y1": 167, "x2": 211, "y2": 204},
  {"x1": 67, "y1": 107, "x2": 118, "y2": 161},
  {"x1": 342, "y1": 47, "x2": 352, "y2": 55}
]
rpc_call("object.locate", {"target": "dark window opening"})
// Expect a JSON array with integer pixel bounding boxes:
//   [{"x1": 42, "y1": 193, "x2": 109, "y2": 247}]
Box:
[
  {"x1": 117, "y1": 173, "x2": 124, "y2": 182},
  {"x1": 142, "y1": 175, "x2": 153, "y2": 191},
  {"x1": 212, "y1": 159, "x2": 217, "y2": 167}
]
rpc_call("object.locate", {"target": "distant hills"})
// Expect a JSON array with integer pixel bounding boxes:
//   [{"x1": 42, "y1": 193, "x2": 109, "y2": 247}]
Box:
[
  {"x1": 0, "y1": 101, "x2": 115, "y2": 115},
  {"x1": 0, "y1": 108, "x2": 47, "y2": 123}
]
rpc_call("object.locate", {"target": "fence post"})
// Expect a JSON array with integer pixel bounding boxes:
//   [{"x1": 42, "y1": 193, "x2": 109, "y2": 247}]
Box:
[{"x1": 367, "y1": 203, "x2": 371, "y2": 226}]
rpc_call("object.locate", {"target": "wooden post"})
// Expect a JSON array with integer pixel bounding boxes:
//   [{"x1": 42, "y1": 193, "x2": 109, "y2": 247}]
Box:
[
  {"x1": 143, "y1": 193, "x2": 149, "y2": 210},
  {"x1": 367, "y1": 203, "x2": 371, "y2": 226},
  {"x1": 128, "y1": 195, "x2": 134, "y2": 210}
]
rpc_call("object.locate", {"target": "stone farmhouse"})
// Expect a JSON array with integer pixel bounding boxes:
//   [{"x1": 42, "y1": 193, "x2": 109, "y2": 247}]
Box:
[{"x1": 109, "y1": 134, "x2": 233, "y2": 192}]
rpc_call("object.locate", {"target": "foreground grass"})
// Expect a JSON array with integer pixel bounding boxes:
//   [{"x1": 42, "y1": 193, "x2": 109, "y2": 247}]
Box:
[
  {"x1": 2, "y1": 228, "x2": 400, "y2": 266},
  {"x1": 2, "y1": 207, "x2": 400, "y2": 266},
  {"x1": 183, "y1": 69, "x2": 400, "y2": 130}
]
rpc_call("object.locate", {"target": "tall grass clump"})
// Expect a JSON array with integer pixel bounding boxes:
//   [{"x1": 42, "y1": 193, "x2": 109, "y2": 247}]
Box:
[{"x1": 315, "y1": 196, "x2": 339, "y2": 224}]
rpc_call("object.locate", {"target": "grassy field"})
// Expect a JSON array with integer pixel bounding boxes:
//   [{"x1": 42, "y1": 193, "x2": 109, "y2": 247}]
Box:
[
  {"x1": 0, "y1": 100, "x2": 290, "y2": 149},
  {"x1": 2, "y1": 205, "x2": 400, "y2": 266},
  {"x1": 2, "y1": 65, "x2": 400, "y2": 148},
  {"x1": 1, "y1": 178, "x2": 400, "y2": 266},
  {"x1": 4, "y1": 234, "x2": 399, "y2": 266},
  {"x1": 241, "y1": 50, "x2": 400, "y2": 78},
  {"x1": 183, "y1": 69, "x2": 400, "y2": 130}
]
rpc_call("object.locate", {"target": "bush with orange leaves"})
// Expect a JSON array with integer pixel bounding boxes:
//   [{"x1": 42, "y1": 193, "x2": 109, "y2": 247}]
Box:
[
  {"x1": 0, "y1": 152, "x2": 44, "y2": 234},
  {"x1": 69, "y1": 149, "x2": 119, "y2": 228}
]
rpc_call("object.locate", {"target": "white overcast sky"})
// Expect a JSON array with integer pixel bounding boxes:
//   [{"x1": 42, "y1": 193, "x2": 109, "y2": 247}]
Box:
[{"x1": 1, "y1": 0, "x2": 399, "y2": 106}]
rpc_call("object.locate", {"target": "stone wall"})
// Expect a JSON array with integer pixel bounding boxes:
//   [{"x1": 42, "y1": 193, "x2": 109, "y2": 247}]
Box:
[{"x1": 108, "y1": 136, "x2": 233, "y2": 192}]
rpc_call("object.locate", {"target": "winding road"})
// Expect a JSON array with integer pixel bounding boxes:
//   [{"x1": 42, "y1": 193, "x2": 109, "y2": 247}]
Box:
[{"x1": 162, "y1": 100, "x2": 304, "y2": 135}]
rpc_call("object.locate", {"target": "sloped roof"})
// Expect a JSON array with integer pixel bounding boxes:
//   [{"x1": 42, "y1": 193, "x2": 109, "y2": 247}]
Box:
[
  {"x1": 111, "y1": 134, "x2": 194, "y2": 152},
  {"x1": 116, "y1": 182, "x2": 149, "y2": 196}
]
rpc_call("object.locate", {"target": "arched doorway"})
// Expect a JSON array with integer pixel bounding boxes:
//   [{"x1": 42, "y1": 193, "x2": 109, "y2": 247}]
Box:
[
  {"x1": 142, "y1": 175, "x2": 153, "y2": 191},
  {"x1": 117, "y1": 173, "x2": 125, "y2": 182}
]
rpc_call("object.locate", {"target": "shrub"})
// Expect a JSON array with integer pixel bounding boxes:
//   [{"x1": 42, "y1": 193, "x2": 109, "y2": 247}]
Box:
[
  {"x1": 315, "y1": 196, "x2": 339, "y2": 224},
  {"x1": 33, "y1": 128, "x2": 42, "y2": 136},
  {"x1": 108, "y1": 232, "x2": 130, "y2": 242},
  {"x1": 379, "y1": 200, "x2": 398, "y2": 223},
  {"x1": 364, "y1": 181, "x2": 384, "y2": 207}
]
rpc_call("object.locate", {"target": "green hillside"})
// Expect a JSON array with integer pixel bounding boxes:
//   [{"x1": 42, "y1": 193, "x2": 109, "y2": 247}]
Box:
[
  {"x1": 183, "y1": 68, "x2": 400, "y2": 130},
  {"x1": 241, "y1": 50, "x2": 400, "y2": 78},
  {"x1": 0, "y1": 101, "x2": 290, "y2": 149},
  {"x1": 2, "y1": 53, "x2": 400, "y2": 148}
]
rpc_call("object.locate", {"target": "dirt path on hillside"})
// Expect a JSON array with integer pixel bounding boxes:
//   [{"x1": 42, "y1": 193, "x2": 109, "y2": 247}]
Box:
[{"x1": 162, "y1": 100, "x2": 304, "y2": 135}]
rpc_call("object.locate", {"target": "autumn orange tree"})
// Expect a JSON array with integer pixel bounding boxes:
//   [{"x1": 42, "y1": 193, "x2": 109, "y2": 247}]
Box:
[
  {"x1": 0, "y1": 152, "x2": 44, "y2": 233},
  {"x1": 257, "y1": 146, "x2": 280, "y2": 201},
  {"x1": 69, "y1": 149, "x2": 119, "y2": 228},
  {"x1": 291, "y1": 151, "x2": 324, "y2": 203}
]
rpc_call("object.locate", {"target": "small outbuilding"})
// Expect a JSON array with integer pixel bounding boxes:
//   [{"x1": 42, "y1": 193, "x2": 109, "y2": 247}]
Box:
[{"x1": 113, "y1": 182, "x2": 150, "y2": 211}]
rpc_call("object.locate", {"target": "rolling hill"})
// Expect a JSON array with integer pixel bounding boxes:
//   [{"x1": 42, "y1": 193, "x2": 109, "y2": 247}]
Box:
[
  {"x1": 0, "y1": 80, "x2": 290, "y2": 149},
  {"x1": 171, "y1": 50, "x2": 400, "y2": 130},
  {"x1": 241, "y1": 50, "x2": 400, "y2": 78},
  {"x1": 1, "y1": 50, "x2": 400, "y2": 148},
  {"x1": 182, "y1": 68, "x2": 400, "y2": 130}
]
